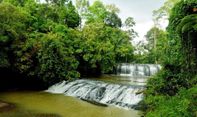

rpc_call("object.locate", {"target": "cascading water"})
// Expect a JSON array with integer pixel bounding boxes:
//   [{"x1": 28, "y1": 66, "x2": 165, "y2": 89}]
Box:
[
  {"x1": 117, "y1": 64, "x2": 161, "y2": 77},
  {"x1": 47, "y1": 64, "x2": 161, "y2": 109},
  {"x1": 47, "y1": 79, "x2": 144, "y2": 109}
]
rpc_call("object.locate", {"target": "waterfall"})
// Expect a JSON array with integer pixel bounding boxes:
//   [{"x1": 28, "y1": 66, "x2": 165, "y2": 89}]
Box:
[
  {"x1": 47, "y1": 79, "x2": 144, "y2": 109},
  {"x1": 47, "y1": 64, "x2": 161, "y2": 109},
  {"x1": 117, "y1": 64, "x2": 161, "y2": 77}
]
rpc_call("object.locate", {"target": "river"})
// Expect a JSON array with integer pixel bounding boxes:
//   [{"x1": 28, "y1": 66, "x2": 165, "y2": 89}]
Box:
[
  {"x1": 0, "y1": 75, "x2": 142, "y2": 117},
  {"x1": 0, "y1": 91, "x2": 140, "y2": 117},
  {"x1": 0, "y1": 64, "x2": 160, "y2": 117}
]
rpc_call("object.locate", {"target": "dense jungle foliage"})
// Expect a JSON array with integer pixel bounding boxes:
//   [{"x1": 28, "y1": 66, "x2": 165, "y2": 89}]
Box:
[
  {"x1": 143, "y1": 0, "x2": 197, "y2": 116},
  {"x1": 0, "y1": 0, "x2": 136, "y2": 87}
]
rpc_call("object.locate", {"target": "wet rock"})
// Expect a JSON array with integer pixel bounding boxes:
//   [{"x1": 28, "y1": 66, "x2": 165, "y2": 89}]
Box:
[{"x1": 81, "y1": 98, "x2": 108, "y2": 107}]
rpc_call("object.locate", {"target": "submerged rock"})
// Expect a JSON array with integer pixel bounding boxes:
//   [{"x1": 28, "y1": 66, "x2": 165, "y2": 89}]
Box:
[{"x1": 81, "y1": 98, "x2": 108, "y2": 107}]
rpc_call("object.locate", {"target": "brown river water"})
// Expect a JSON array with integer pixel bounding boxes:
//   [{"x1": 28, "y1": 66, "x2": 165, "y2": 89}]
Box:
[{"x1": 0, "y1": 75, "x2": 144, "y2": 117}]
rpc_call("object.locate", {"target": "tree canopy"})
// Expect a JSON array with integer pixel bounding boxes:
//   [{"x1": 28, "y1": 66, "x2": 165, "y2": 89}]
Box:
[{"x1": 0, "y1": 0, "x2": 135, "y2": 86}]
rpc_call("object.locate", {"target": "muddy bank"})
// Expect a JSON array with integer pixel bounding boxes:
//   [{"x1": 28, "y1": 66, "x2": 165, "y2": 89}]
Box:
[{"x1": 0, "y1": 100, "x2": 15, "y2": 112}]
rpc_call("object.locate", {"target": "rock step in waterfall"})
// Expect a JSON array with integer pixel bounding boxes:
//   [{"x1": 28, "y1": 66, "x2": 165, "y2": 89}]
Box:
[
  {"x1": 47, "y1": 79, "x2": 144, "y2": 109},
  {"x1": 47, "y1": 64, "x2": 161, "y2": 109}
]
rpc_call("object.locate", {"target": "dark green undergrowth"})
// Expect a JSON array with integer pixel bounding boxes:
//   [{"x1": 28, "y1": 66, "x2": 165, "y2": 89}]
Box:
[
  {"x1": 142, "y1": 0, "x2": 197, "y2": 116},
  {"x1": 143, "y1": 70, "x2": 197, "y2": 117}
]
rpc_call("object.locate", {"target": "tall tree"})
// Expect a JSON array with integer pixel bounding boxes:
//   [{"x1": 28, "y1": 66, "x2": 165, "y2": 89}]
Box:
[
  {"x1": 144, "y1": 27, "x2": 167, "y2": 63},
  {"x1": 153, "y1": 0, "x2": 180, "y2": 27},
  {"x1": 84, "y1": 0, "x2": 122, "y2": 28},
  {"x1": 75, "y1": 0, "x2": 89, "y2": 16},
  {"x1": 124, "y1": 17, "x2": 138, "y2": 39}
]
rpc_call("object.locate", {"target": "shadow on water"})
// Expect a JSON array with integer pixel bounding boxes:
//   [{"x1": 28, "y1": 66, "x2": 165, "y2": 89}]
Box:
[{"x1": 0, "y1": 68, "x2": 46, "y2": 91}]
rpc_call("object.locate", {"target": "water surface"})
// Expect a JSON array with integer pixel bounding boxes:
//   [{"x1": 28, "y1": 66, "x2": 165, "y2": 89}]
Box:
[
  {"x1": 0, "y1": 91, "x2": 140, "y2": 117},
  {"x1": 0, "y1": 74, "x2": 147, "y2": 117}
]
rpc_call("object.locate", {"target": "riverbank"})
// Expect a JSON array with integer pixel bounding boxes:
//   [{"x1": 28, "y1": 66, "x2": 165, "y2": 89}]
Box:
[{"x1": 0, "y1": 100, "x2": 15, "y2": 112}]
